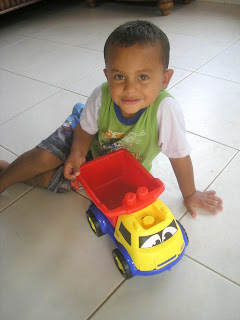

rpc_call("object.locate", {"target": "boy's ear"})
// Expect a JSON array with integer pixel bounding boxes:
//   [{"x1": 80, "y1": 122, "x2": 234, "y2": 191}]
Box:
[
  {"x1": 104, "y1": 68, "x2": 108, "y2": 80},
  {"x1": 162, "y1": 69, "x2": 174, "y2": 89}
]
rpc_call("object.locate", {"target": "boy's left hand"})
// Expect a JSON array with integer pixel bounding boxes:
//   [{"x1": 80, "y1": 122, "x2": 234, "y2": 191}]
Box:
[{"x1": 184, "y1": 190, "x2": 223, "y2": 218}]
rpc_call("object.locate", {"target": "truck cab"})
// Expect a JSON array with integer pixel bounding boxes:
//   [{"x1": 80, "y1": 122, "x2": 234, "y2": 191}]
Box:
[{"x1": 114, "y1": 199, "x2": 186, "y2": 273}]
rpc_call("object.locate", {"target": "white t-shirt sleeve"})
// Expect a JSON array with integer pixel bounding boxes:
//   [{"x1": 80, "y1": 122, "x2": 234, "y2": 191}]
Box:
[
  {"x1": 157, "y1": 97, "x2": 191, "y2": 158},
  {"x1": 79, "y1": 85, "x2": 102, "y2": 135}
]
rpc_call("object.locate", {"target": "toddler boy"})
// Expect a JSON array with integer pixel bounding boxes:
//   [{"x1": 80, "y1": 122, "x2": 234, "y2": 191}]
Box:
[{"x1": 0, "y1": 21, "x2": 223, "y2": 218}]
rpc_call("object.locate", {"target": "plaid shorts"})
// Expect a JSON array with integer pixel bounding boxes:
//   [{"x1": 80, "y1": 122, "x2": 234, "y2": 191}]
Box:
[{"x1": 37, "y1": 103, "x2": 93, "y2": 193}]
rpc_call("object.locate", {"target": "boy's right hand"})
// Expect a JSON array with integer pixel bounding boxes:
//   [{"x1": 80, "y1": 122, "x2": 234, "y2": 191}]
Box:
[{"x1": 64, "y1": 151, "x2": 86, "y2": 180}]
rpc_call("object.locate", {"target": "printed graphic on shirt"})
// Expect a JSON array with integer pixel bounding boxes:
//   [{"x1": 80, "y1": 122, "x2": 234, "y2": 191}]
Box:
[
  {"x1": 100, "y1": 129, "x2": 146, "y2": 160},
  {"x1": 102, "y1": 130, "x2": 127, "y2": 140}
]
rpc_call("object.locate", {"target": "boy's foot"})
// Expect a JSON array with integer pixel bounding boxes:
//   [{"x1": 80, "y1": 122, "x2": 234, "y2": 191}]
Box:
[{"x1": 0, "y1": 160, "x2": 9, "y2": 173}]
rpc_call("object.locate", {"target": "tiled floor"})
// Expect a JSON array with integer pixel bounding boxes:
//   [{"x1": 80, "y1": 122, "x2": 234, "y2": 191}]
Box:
[{"x1": 0, "y1": 1, "x2": 239, "y2": 319}]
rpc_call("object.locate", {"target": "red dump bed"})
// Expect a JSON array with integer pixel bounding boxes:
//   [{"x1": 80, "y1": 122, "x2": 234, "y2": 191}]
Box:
[{"x1": 77, "y1": 149, "x2": 165, "y2": 222}]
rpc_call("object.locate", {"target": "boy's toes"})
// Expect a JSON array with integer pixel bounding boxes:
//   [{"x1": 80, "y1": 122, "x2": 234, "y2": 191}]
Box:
[{"x1": 0, "y1": 160, "x2": 9, "y2": 173}]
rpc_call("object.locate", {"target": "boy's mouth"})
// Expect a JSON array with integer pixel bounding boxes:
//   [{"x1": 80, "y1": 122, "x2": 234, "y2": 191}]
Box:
[{"x1": 121, "y1": 99, "x2": 141, "y2": 105}]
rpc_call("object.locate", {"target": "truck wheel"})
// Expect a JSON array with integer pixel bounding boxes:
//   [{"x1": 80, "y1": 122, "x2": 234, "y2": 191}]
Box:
[
  {"x1": 177, "y1": 220, "x2": 189, "y2": 244},
  {"x1": 86, "y1": 209, "x2": 104, "y2": 237},
  {"x1": 112, "y1": 249, "x2": 133, "y2": 280}
]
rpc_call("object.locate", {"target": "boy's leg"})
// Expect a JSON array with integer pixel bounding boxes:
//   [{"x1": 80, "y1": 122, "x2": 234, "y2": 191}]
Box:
[
  {"x1": 0, "y1": 102, "x2": 86, "y2": 195},
  {"x1": 0, "y1": 147, "x2": 62, "y2": 194},
  {"x1": 24, "y1": 168, "x2": 58, "y2": 188}
]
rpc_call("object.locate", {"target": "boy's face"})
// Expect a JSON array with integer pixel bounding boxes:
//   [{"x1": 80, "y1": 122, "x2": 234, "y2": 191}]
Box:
[{"x1": 104, "y1": 44, "x2": 173, "y2": 118}]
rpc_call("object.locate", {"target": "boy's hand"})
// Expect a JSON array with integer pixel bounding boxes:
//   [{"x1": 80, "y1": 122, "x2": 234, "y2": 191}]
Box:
[
  {"x1": 64, "y1": 151, "x2": 86, "y2": 180},
  {"x1": 184, "y1": 190, "x2": 223, "y2": 218}
]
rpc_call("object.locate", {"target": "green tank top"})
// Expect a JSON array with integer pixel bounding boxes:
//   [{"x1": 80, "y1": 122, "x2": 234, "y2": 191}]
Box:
[{"x1": 91, "y1": 82, "x2": 173, "y2": 171}]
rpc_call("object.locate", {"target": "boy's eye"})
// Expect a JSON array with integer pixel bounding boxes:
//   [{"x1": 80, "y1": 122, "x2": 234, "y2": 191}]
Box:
[
  {"x1": 138, "y1": 75, "x2": 149, "y2": 81},
  {"x1": 114, "y1": 74, "x2": 125, "y2": 80}
]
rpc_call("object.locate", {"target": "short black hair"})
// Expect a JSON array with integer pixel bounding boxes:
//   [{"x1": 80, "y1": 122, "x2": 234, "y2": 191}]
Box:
[{"x1": 104, "y1": 20, "x2": 170, "y2": 69}]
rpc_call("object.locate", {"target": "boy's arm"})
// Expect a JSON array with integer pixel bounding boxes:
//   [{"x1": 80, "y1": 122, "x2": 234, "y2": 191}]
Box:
[
  {"x1": 64, "y1": 124, "x2": 95, "y2": 180},
  {"x1": 169, "y1": 155, "x2": 223, "y2": 218}
]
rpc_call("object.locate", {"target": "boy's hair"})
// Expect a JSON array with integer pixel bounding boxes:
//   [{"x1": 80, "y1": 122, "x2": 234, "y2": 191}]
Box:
[{"x1": 104, "y1": 20, "x2": 170, "y2": 69}]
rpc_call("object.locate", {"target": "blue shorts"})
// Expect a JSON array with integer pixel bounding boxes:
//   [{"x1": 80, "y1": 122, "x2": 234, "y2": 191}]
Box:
[{"x1": 37, "y1": 103, "x2": 93, "y2": 193}]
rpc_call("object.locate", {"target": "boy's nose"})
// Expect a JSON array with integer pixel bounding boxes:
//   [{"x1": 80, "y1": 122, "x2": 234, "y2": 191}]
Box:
[{"x1": 124, "y1": 80, "x2": 137, "y2": 94}]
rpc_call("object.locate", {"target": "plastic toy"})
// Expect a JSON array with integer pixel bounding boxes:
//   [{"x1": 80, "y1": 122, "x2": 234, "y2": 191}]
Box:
[{"x1": 77, "y1": 149, "x2": 188, "y2": 279}]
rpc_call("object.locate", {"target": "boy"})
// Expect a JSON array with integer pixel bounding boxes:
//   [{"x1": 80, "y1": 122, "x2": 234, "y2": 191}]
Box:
[{"x1": 0, "y1": 21, "x2": 223, "y2": 218}]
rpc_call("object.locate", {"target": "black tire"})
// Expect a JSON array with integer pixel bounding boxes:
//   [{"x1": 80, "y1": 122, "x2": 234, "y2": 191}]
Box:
[
  {"x1": 112, "y1": 249, "x2": 133, "y2": 280},
  {"x1": 177, "y1": 220, "x2": 189, "y2": 244},
  {"x1": 86, "y1": 209, "x2": 104, "y2": 237}
]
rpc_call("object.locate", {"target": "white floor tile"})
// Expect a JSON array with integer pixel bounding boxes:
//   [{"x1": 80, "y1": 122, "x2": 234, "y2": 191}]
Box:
[
  {"x1": 207, "y1": 3, "x2": 240, "y2": 18},
  {"x1": 172, "y1": 11, "x2": 240, "y2": 43},
  {"x1": 0, "y1": 37, "x2": 64, "y2": 72},
  {"x1": 0, "y1": 70, "x2": 59, "y2": 125},
  {"x1": 198, "y1": 40, "x2": 240, "y2": 83},
  {"x1": 0, "y1": 146, "x2": 16, "y2": 163},
  {"x1": 181, "y1": 152, "x2": 240, "y2": 284},
  {"x1": 0, "y1": 189, "x2": 123, "y2": 320},
  {"x1": 151, "y1": 133, "x2": 236, "y2": 219},
  {"x1": 67, "y1": 68, "x2": 106, "y2": 97},
  {"x1": 169, "y1": 73, "x2": 240, "y2": 148},
  {"x1": 91, "y1": 256, "x2": 240, "y2": 320},
  {"x1": 0, "y1": 184, "x2": 32, "y2": 214},
  {"x1": 168, "y1": 67, "x2": 192, "y2": 89},
  {"x1": 168, "y1": 32, "x2": 231, "y2": 71},
  {"x1": 152, "y1": 2, "x2": 223, "y2": 32},
  {"x1": 17, "y1": 45, "x2": 104, "y2": 88},
  {"x1": 33, "y1": 19, "x2": 107, "y2": 46},
  {"x1": 0, "y1": 31, "x2": 26, "y2": 49},
  {"x1": 73, "y1": 30, "x2": 111, "y2": 51},
  {"x1": 0, "y1": 90, "x2": 87, "y2": 155}
]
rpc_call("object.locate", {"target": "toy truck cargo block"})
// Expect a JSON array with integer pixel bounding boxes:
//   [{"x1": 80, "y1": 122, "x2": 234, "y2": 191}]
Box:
[{"x1": 77, "y1": 149, "x2": 188, "y2": 279}]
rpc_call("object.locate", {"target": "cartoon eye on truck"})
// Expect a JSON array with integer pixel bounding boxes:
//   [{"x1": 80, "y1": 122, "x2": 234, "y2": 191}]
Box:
[{"x1": 77, "y1": 149, "x2": 188, "y2": 279}]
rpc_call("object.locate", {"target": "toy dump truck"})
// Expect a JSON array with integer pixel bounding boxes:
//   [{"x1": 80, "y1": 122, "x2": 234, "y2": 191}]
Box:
[{"x1": 77, "y1": 149, "x2": 188, "y2": 279}]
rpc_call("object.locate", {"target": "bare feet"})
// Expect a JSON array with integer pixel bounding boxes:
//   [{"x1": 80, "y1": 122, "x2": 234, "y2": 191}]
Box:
[{"x1": 0, "y1": 160, "x2": 9, "y2": 173}]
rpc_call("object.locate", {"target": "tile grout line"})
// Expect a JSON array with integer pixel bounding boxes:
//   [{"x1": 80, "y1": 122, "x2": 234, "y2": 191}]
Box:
[
  {"x1": 0, "y1": 67, "x2": 62, "y2": 89},
  {"x1": 0, "y1": 145, "x2": 18, "y2": 157},
  {"x1": 0, "y1": 67, "x2": 93, "y2": 98},
  {"x1": 87, "y1": 279, "x2": 126, "y2": 320},
  {"x1": 199, "y1": 149, "x2": 239, "y2": 192},
  {"x1": 179, "y1": 149, "x2": 240, "y2": 221},
  {"x1": 63, "y1": 65, "x2": 105, "y2": 90},
  {"x1": 185, "y1": 254, "x2": 240, "y2": 287},
  {"x1": 0, "y1": 186, "x2": 34, "y2": 214},
  {"x1": 186, "y1": 131, "x2": 240, "y2": 151},
  {"x1": 5, "y1": 31, "x2": 104, "y2": 52},
  {"x1": 0, "y1": 90, "x2": 61, "y2": 127},
  {"x1": 194, "y1": 71, "x2": 240, "y2": 85},
  {"x1": 0, "y1": 74, "x2": 95, "y2": 127},
  {"x1": 168, "y1": 14, "x2": 209, "y2": 35},
  {"x1": 0, "y1": 89, "x2": 62, "y2": 126},
  {"x1": 0, "y1": 67, "x2": 88, "y2": 94},
  {"x1": 75, "y1": 191, "x2": 90, "y2": 201},
  {"x1": 87, "y1": 254, "x2": 240, "y2": 320},
  {"x1": 168, "y1": 71, "x2": 194, "y2": 90},
  {"x1": 194, "y1": 38, "x2": 240, "y2": 73},
  {"x1": 170, "y1": 66, "x2": 193, "y2": 72}
]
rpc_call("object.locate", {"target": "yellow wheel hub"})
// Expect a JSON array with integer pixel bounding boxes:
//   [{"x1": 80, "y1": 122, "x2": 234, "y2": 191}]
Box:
[
  {"x1": 115, "y1": 257, "x2": 125, "y2": 275},
  {"x1": 88, "y1": 217, "x2": 97, "y2": 233}
]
